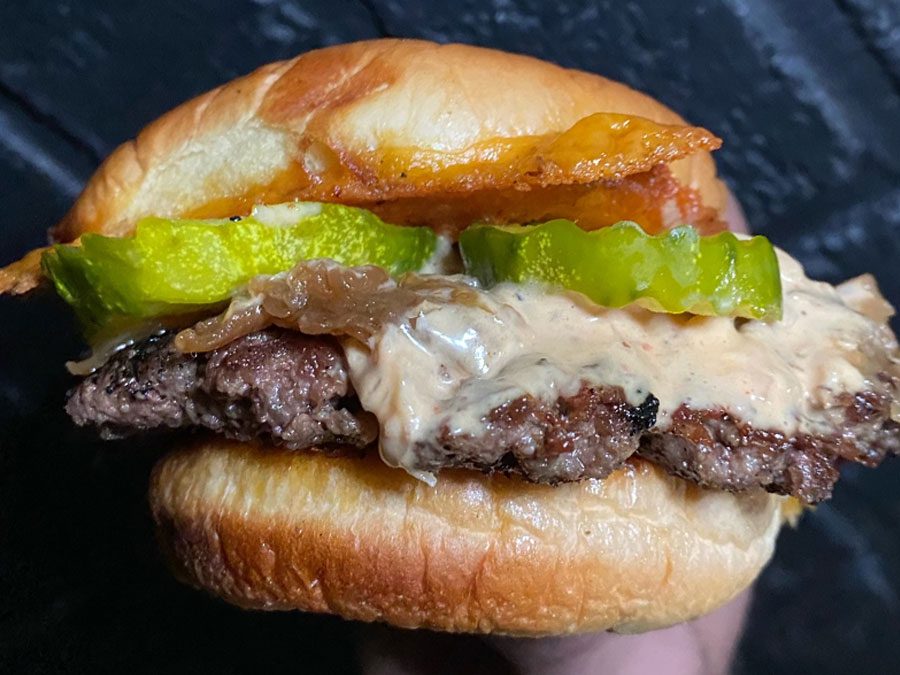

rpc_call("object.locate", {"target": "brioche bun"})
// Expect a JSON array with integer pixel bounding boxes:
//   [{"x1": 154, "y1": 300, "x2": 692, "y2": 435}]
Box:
[
  {"x1": 54, "y1": 39, "x2": 726, "y2": 241},
  {"x1": 150, "y1": 439, "x2": 786, "y2": 636}
]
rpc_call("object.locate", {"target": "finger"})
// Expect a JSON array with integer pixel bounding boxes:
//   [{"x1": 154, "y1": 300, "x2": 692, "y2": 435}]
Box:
[
  {"x1": 485, "y1": 589, "x2": 751, "y2": 675},
  {"x1": 357, "y1": 625, "x2": 513, "y2": 675},
  {"x1": 357, "y1": 589, "x2": 752, "y2": 675}
]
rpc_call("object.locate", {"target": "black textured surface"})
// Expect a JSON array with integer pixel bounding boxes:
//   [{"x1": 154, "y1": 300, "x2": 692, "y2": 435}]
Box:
[{"x1": 1, "y1": 2, "x2": 898, "y2": 673}]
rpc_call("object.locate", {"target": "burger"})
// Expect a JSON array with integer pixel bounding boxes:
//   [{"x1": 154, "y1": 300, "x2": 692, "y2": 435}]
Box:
[{"x1": 1, "y1": 39, "x2": 897, "y2": 636}]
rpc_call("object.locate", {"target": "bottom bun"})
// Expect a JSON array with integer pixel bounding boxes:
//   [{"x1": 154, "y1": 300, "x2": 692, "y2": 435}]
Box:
[{"x1": 149, "y1": 438, "x2": 787, "y2": 636}]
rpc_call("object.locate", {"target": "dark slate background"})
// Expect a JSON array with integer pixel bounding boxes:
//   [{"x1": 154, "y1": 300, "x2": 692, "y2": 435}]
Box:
[{"x1": 1, "y1": 1, "x2": 898, "y2": 673}]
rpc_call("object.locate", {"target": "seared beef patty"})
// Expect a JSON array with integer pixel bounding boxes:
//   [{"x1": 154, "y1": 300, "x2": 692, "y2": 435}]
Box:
[
  {"x1": 417, "y1": 388, "x2": 660, "y2": 483},
  {"x1": 68, "y1": 330, "x2": 899, "y2": 503},
  {"x1": 67, "y1": 329, "x2": 378, "y2": 450},
  {"x1": 638, "y1": 399, "x2": 899, "y2": 504}
]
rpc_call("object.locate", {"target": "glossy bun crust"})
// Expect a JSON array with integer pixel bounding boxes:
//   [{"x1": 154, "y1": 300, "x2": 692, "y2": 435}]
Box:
[
  {"x1": 55, "y1": 39, "x2": 726, "y2": 241},
  {"x1": 151, "y1": 439, "x2": 787, "y2": 635}
]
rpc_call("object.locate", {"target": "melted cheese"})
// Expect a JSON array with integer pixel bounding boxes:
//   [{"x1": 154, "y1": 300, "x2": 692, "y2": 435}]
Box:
[{"x1": 344, "y1": 250, "x2": 899, "y2": 473}]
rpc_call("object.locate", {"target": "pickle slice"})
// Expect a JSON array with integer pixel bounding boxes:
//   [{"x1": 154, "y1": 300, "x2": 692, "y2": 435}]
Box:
[
  {"x1": 42, "y1": 202, "x2": 437, "y2": 336},
  {"x1": 459, "y1": 220, "x2": 782, "y2": 321}
]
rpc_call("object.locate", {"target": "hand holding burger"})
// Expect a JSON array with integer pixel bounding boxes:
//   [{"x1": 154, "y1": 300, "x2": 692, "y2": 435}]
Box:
[{"x1": 1, "y1": 39, "x2": 897, "y2": 636}]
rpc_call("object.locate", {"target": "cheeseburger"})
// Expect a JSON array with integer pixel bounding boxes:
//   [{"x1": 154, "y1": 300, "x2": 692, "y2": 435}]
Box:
[{"x1": 1, "y1": 40, "x2": 897, "y2": 635}]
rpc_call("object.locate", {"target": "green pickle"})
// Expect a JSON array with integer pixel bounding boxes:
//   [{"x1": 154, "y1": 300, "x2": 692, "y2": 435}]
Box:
[
  {"x1": 459, "y1": 220, "x2": 782, "y2": 321},
  {"x1": 42, "y1": 202, "x2": 437, "y2": 335}
]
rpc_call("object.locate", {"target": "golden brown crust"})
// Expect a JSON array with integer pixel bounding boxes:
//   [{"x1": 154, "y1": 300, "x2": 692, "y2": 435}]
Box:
[
  {"x1": 54, "y1": 39, "x2": 726, "y2": 242},
  {"x1": 150, "y1": 438, "x2": 786, "y2": 635}
]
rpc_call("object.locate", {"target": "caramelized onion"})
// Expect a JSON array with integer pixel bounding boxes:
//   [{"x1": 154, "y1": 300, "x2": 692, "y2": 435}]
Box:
[{"x1": 174, "y1": 260, "x2": 482, "y2": 353}]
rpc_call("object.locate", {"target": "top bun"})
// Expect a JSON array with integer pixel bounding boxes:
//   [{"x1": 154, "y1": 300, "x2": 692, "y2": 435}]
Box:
[{"x1": 54, "y1": 39, "x2": 726, "y2": 241}]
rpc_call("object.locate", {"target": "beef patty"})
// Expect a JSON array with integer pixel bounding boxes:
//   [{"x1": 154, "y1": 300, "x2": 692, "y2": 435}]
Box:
[
  {"x1": 67, "y1": 330, "x2": 899, "y2": 503},
  {"x1": 67, "y1": 329, "x2": 378, "y2": 450}
]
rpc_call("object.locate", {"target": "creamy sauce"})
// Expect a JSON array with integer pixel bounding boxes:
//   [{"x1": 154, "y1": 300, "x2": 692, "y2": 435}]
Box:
[{"x1": 344, "y1": 249, "x2": 899, "y2": 473}]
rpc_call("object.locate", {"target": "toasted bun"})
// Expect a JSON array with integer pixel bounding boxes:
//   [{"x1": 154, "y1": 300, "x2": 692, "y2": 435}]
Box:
[
  {"x1": 150, "y1": 438, "x2": 786, "y2": 635},
  {"x1": 55, "y1": 39, "x2": 726, "y2": 242}
]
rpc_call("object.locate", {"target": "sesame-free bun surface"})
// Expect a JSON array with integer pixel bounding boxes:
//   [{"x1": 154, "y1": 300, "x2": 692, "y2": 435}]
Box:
[
  {"x1": 55, "y1": 39, "x2": 726, "y2": 242},
  {"x1": 150, "y1": 438, "x2": 786, "y2": 636}
]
